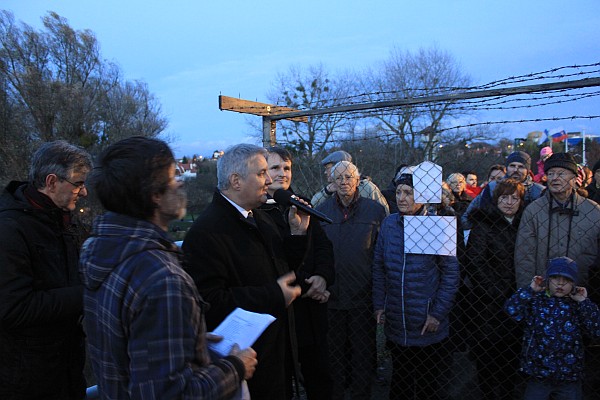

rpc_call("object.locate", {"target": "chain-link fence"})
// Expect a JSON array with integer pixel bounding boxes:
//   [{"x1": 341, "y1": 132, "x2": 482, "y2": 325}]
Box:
[{"x1": 291, "y1": 158, "x2": 600, "y2": 400}]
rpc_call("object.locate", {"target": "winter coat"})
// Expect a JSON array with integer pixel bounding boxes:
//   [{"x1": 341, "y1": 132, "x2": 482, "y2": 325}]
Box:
[
  {"x1": 0, "y1": 181, "x2": 86, "y2": 399},
  {"x1": 80, "y1": 212, "x2": 244, "y2": 400},
  {"x1": 372, "y1": 209, "x2": 460, "y2": 347},
  {"x1": 505, "y1": 287, "x2": 600, "y2": 383},
  {"x1": 316, "y1": 195, "x2": 387, "y2": 310},
  {"x1": 514, "y1": 191, "x2": 600, "y2": 288},
  {"x1": 259, "y1": 195, "x2": 335, "y2": 347},
  {"x1": 585, "y1": 180, "x2": 600, "y2": 204},
  {"x1": 464, "y1": 206, "x2": 521, "y2": 342},
  {"x1": 182, "y1": 190, "x2": 308, "y2": 399}
]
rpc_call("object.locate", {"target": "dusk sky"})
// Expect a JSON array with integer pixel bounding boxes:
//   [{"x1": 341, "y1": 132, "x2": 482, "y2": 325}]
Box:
[{"x1": 4, "y1": 1, "x2": 600, "y2": 157}]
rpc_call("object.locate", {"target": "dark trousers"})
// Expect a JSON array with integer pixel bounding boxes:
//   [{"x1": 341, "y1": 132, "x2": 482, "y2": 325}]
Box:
[
  {"x1": 387, "y1": 339, "x2": 451, "y2": 400},
  {"x1": 328, "y1": 307, "x2": 376, "y2": 400},
  {"x1": 471, "y1": 336, "x2": 520, "y2": 400},
  {"x1": 299, "y1": 341, "x2": 333, "y2": 400}
]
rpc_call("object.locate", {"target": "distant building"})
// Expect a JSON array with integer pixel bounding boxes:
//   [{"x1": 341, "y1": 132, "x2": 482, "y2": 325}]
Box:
[{"x1": 175, "y1": 162, "x2": 197, "y2": 181}]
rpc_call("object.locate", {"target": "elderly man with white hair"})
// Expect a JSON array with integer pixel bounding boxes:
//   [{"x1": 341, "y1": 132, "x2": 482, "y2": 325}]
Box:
[{"x1": 316, "y1": 160, "x2": 387, "y2": 400}]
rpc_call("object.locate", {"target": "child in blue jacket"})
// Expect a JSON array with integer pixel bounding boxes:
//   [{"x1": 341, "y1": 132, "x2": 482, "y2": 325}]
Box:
[{"x1": 505, "y1": 256, "x2": 600, "y2": 400}]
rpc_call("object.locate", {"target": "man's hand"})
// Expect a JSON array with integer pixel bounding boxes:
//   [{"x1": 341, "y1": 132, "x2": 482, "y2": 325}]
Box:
[
  {"x1": 375, "y1": 310, "x2": 385, "y2": 325},
  {"x1": 303, "y1": 275, "x2": 327, "y2": 300},
  {"x1": 277, "y1": 271, "x2": 302, "y2": 307},
  {"x1": 530, "y1": 275, "x2": 545, "y2": 292},
  {"x1": 326, "y1": 182, "x2": 338, "y2": 195},
  {"x1": 421, "y1": 315, "x2": 440, "y2": 335},
  {"x1": 230, "y1": 344, "x2": 258, "y2": 380},
  {"x1": 571, "y1": 286, "x2": 588, "y2": 302},
  {"x1": 288, "y1": 196, "x2": 310, "y2": 235}
]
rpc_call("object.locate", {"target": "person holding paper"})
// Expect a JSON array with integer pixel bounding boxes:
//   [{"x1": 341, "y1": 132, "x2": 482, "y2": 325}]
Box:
[
  {"x1": 183, "y1": 143, "x2": 308, "y2": 399},
  {"x1": 316, "y1": 160, "x2": 387, "y2": 400},
  {"x1": 80, "y1": 137, "x2": 257, "y2": 400},
  {"x1": 464, "y1": 178, "x2": 525, "y2": 399},
  {"x1": 372, "y1": 169, "x2": 459, "y2": 400}
]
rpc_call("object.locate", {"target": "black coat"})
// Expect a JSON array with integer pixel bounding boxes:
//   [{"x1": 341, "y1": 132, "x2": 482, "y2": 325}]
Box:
[
  {"x1": 182, "y1": 190, "x2": 307, "y2": 399},
  {"x1": 0, "y1": 181, "x2": 86, "y2": 399},
  {"x1": 464, "y1": 206, "x2": 521, "y2": 342},
  {"x1": 259, "y1": 197, "x2": 335, "y2": 348},
  {"x1": 586, "y1": 180, "x2": 600, "y2": 204}
]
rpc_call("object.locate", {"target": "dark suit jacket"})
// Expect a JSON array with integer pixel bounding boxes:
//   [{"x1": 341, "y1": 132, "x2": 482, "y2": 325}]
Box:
[{"x1": 182, "y1": 190, "x2": 307, "y2": 399}]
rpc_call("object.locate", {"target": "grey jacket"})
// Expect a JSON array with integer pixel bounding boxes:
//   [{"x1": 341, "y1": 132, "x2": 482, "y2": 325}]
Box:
[{"x1": 514, "y1": 191, "x2": 600, "y2": 288}]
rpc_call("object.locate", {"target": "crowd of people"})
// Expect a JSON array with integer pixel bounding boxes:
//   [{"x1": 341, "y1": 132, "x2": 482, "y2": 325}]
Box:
[{"x1": 3, "y1": 137, "x2": 600, "y2": 400}]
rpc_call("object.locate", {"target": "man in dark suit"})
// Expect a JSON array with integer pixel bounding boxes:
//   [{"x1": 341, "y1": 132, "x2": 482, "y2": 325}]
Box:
[{"x1": 183, "y1": 143, "x2": 308, "y2": 399}]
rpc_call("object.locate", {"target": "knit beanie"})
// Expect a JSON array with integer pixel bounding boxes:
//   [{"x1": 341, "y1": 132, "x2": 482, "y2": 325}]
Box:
[
  {"x1": 544, "y1": 153, "x2": 578, "y2": 175},
  {"x1": 506, "y1": 151, "x2": 531, "y2": 171},
  {"x1": 546, "y1": 256, "x2": 577, "y2": 282}
]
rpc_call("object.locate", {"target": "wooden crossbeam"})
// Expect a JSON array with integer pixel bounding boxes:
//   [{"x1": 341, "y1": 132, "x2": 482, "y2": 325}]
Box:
[{"x1": 219, "y1": 95, "x2": 308, "y2": 123}]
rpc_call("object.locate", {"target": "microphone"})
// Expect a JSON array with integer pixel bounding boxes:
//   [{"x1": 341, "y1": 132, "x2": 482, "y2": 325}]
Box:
[{"x1": 273, "y1": 189, "x2": 333, "y2": 224}]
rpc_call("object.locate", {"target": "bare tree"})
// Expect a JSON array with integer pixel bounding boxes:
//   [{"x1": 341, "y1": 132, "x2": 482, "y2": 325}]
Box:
[
  {"x1": 358, "y1": 46, "x2": 497, "y2": 162},
  {"x1": 266, "y1": 64, "x2": 352, "y2": 157},
  {"x1": 0, "y1": 11, "x2": 168, "y2": 184}
]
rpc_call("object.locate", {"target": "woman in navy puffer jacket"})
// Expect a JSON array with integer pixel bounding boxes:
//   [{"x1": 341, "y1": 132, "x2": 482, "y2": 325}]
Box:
[{"x1": 373, "y1": 170, "x2": 460, "y2": 399}]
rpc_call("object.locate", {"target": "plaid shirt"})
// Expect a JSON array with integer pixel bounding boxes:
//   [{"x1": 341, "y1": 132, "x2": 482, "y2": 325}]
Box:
[{"x1": 80, "y1": 212, "x2": 244, "y2": 399}]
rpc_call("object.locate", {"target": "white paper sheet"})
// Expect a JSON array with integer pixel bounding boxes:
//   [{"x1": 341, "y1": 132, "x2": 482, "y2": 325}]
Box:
[
  {"x1": 208, "y1": 308, "x2": 276, "y2": 357},
  {"x1": 412, "y1": 161, "x2": 442, "y2": 204},
  {"x1": 403, "y1": 215, "x2": 457, "y2": 256}
]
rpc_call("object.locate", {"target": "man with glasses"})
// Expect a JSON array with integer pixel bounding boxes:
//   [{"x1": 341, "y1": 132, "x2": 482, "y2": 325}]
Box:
[
  {"x1": 315, "y1": 160, "x2": 387, "y2": 400},
  {"x1": 0, "y1": 140, "x2": 92, "y2": 399}
]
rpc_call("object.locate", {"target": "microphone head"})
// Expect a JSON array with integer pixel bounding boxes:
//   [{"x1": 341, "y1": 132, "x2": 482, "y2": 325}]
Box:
[{"x1": 273, "y1": 189, "x2": 293, "y2": 205}]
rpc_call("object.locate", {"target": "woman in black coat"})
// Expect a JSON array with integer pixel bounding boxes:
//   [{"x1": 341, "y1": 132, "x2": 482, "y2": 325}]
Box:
[{"x1": 465, "y1": 178, "x2": 525, "y2": 400}]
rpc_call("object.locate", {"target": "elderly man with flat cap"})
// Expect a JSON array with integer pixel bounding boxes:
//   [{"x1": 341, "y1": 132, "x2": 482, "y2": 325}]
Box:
[
  {"x1": 514, "y1": 152, "x2": 600, "y2": 288},
  {"x1": 311, "y1": 150, "x2": 389, "y2": 213}
]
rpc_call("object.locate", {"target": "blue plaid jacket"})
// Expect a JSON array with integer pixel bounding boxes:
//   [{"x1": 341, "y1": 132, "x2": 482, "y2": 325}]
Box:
[{"x1": 80, "y1": 212, "x2": 244, "y2": 399}]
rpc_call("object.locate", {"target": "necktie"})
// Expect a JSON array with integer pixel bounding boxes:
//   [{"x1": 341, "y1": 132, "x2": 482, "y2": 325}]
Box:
[{"x1": 246, "y1": 211, "x2": 257, "y2": 227}]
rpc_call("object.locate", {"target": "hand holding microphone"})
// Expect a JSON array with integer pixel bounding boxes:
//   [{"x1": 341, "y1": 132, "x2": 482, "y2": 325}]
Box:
[{"x1": 273, "y1": 189, "x2": 333, "y2": 224}]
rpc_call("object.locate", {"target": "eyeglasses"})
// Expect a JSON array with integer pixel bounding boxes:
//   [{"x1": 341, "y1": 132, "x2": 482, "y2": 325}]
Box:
[
  {"x1": 335, "y1": 175, "x2": 357, "y2": 183},
  {"x1": 63, "y1": 178, "x2": 86, "y2": 192}
]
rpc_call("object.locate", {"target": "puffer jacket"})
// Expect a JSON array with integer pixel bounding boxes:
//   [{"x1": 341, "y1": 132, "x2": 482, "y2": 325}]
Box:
[
  {"x1": 514, "y1": 191, "x2": 600, "y2": 288},
  {"x1": 506, "y1": 287, "x2": 600, "y2": 383},
  {"x1": 372, "y1": 209, "x2": 460, "y2": 347}
]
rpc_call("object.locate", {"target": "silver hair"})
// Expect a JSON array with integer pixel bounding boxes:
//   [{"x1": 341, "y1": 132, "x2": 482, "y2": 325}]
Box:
[
  {"x1": 29, "y1": 140, "x2": 92, "y2": 189},
  {"x1": 217, "y1": 143, "x2": 267, "y2": 190},
  {"x1": 330, "y1": 160, "x2": 360, "y2": 180}
]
